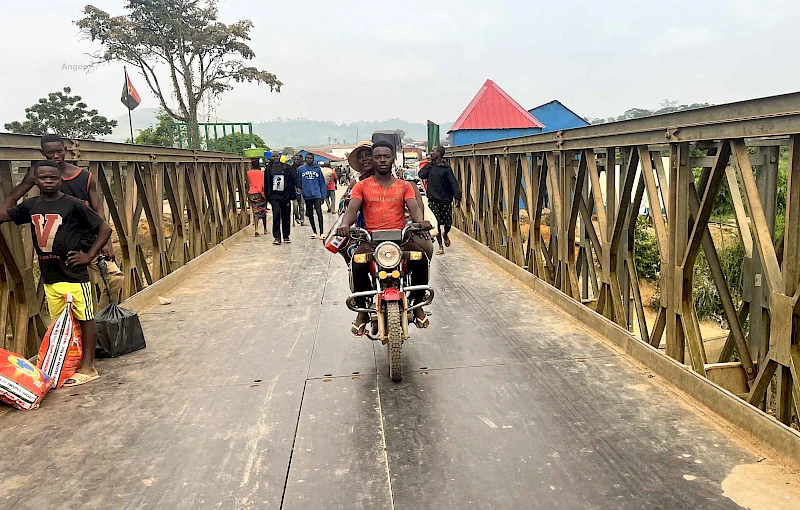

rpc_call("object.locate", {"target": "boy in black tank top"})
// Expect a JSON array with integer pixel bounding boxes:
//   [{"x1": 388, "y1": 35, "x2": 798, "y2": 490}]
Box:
[
  {"x1": 59, "y1": 169, "x2": 91, "y2": 204},
  {"x1": 0, "y1": 135, "x2": 123, "y2": 308}
]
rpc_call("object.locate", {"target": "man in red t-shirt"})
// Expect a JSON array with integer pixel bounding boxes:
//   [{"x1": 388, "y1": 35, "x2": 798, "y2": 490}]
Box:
[{"x1": 337, "y1": 141, "x2": 432, "y2": 335}]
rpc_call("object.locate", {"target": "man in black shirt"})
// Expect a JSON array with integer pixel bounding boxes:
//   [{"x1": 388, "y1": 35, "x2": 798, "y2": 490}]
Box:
[
  {"x1": 419, "y1": 145, "x2": 462, "y2": 254},
  {"x1": 0, "y1": 161, "x2": 112, "y2": 386},
  {"x1": 265, "y1": 151, "x2": 299, "y2": 244}
]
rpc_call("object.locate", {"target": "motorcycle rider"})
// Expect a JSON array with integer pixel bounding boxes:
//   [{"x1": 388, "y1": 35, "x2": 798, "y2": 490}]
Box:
[{"x1": 337, "y1": 141, "x2": 433, "y2": 336}]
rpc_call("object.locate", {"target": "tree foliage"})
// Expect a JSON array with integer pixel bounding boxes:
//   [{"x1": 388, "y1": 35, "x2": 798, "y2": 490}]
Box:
[
  {"x1": 590, "y1": 100, "x2": 713, "y2": 125},
  {"x1": 217, "y1": 132, "x2": 267, "y2": 151},
  {"x1": 281, "y1": 146, "x2": 297, "y2": 156},
  {"x1": 130, "y1": 109, "x2": 173, "y2": 146},
  {"x1": 76, "y1": 0, "x2": 281, "y2": 147},
  {"x1": 4, "y1": 87, "x2": 117, "y2": 139}
]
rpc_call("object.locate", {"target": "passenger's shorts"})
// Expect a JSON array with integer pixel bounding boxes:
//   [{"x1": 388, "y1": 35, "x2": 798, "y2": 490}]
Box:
[{"x1": 44, "y1": 282, "x2": 95, "y2": 321}]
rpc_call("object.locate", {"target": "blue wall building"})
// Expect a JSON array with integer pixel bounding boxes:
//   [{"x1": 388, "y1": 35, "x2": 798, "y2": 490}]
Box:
[{"x1": 527, "y1": 100, "x2": 590, "y2": 133}]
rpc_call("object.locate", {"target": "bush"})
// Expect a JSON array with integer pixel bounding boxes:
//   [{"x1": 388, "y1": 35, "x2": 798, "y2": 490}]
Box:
[
  {"x1": 634, "y1": 216, "x2": 660, "y2": 281},
  {"x1": 693, "y1": 237, "x2": 744, "y2": 324}
]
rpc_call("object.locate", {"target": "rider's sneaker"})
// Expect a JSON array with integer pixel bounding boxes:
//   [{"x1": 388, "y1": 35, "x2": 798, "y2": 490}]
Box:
[{"x1": 351, "y1": 312, "x2": 369, "y2": 337}]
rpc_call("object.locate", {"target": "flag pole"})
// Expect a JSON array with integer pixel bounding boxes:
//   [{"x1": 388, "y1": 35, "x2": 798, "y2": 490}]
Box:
[{"x1": 125, "y1": 66, "x2": 135, "y2": 144}]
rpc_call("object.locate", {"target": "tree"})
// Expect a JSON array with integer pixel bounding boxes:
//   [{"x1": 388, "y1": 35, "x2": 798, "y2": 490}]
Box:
[
  {"x1": 77, "y1": 0, "x2": 281, "y2": 148},
  {"x1": 395, "y1": 129, "x2": 413, "y2": 144},
  {"x1": 218, "y1": 132, "x2": 267, "y2": 151},
  {"x1": 281, "y1": 146, "x2": 297, "y2": 156},
  {"x1": 130, "y1": 109, "x2": 173, "y2": 146},
  {"x1": 4, "y1": 87, "x2": 117, "y2": 139},
  {"x1": 589, "y1": 100, "x2": 713, "y2": 125}
]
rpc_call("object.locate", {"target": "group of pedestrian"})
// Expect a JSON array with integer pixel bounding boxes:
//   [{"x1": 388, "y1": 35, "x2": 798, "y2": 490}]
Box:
[
  {"x1": 247, "y1": 151, "x2": 349, "y2": 244},
  {"x1": 245, "y1": 144, "x2": 461, "y2": 256}
]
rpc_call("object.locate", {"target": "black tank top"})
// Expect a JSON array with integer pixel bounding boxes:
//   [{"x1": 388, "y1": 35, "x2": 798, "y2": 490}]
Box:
[{"x1": 60, "y1": 169, "x2": 91, "y2": 204}]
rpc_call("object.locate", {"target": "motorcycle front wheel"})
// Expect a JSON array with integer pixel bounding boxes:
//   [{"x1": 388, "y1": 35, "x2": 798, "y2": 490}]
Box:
[{"x1": 386, "y1": 301, "x2": 403, "y2": 382}]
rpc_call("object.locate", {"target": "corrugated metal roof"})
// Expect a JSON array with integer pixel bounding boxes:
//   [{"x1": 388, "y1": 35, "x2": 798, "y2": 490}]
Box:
[
  {"x1": 449, "y1": 79, "x2": 544, "y2": 132},
  {"x1": 300, "y1": 149, "x2": 345, "y2": 162}
]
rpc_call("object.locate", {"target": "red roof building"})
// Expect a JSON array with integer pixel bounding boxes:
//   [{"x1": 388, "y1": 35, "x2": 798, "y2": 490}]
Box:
[{"x1": 448, "y1": 79, "x2": 545, "y2": 146}]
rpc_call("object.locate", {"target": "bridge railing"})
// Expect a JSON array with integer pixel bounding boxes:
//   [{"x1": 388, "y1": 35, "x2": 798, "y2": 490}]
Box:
[
  {"x1": 447, "y1": 92, "x2": 800, "y2": 427},
  {"x1": 0, "y1": 134, "x2": 250, "y2": 357}
]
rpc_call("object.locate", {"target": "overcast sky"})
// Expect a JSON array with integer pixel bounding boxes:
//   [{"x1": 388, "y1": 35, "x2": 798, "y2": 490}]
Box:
[{"x1": 2, "y1": 0, "x2": 799, "y2": 128}]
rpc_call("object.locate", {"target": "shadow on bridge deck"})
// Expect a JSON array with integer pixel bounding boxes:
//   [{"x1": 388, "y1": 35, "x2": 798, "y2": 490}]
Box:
[{"x1": 1, "y1": 227, "x2": 797, "y2": 509}]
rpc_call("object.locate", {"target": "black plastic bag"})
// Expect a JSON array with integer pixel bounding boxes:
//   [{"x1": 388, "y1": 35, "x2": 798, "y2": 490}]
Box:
[
  {"x1": 94, "y1": 258, "x2": 146, "y2": 358},
  {"x1": 95, "y1": 303, "x2": 146, "y2": 357}
]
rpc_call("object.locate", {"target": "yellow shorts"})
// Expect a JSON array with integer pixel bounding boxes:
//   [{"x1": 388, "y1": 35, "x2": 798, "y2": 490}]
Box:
[{"x1": 44, "y1": 282, "x2": 95, "y2": 321}]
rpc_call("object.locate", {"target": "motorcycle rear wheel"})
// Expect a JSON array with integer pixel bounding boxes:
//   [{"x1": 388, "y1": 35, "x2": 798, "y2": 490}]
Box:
[{"x1": 386, "y1": 301, "x2": 403, "y2": 382}]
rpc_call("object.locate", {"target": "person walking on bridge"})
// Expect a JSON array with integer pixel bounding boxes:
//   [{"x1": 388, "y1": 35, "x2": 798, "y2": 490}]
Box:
[
  {"x1": 247, "y1": 159, "x2": 267, "y2": 236},
  {"x1": 291, "y1": 153, "x2": 306, "y2": 226},
  {"x1": 322, "y1": 162, "x2": 337, "y2": 214},
  {"x1": 419, "y1": 145, "x2": 461, "y2": 255},
  {"x1": 298, "y1": 153, "x2": 327, "y2": 239},
  {"x1": 265, "y1": 152, "x2": 299, "y2": 245}
]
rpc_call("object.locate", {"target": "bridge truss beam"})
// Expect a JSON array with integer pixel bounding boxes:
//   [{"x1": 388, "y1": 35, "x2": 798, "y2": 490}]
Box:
[{"x1": 447, "y1": 92, "x2": 800, "y2": 428}]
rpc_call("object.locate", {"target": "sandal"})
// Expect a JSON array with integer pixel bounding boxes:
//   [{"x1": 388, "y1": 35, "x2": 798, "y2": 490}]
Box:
[
  {"x1": 63, "y1": 372, "x2": 100, "y2": 387},
  {"x1": 351, "y1": 313, "x2": 369, "y2": 337},
  {"x1": 413, "y1": 310, "x2": 430, "y2": 329},
  {"x1": 435, "y1": 248, "x2": 445, "y2": 255}
]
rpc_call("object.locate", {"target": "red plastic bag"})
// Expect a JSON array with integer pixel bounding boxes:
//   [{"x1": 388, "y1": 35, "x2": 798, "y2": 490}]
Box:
[
  {"x1": 323, "y1": 214, "x2": 348, "y2": 254},
  {"x1": 36, "y1": 293, "x2": 82, "y2": 389},
  {"x1": 0, "y1": 348, "x2": 52, "y2": 410}
]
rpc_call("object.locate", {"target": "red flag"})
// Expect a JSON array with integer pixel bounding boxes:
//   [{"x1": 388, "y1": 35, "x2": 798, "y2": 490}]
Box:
[{"x1": 121, "y1": 69, "x2": 141, "y2": 110}]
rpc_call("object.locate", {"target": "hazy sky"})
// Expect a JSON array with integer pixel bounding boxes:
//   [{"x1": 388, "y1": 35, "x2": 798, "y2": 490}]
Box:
[{"x1": 2, "y1": 0, "x2": 799, "y2": 128}]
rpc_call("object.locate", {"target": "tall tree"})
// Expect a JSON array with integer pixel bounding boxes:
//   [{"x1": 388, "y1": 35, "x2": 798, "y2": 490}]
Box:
[
  {"x1": 281, "y1": 146, "x2": 297, "y2": 157},
  {"x1": 4, "y1": 87, "x2": 117, "y2": 139},
  {"x1": 77, "y1": 0, "x2": 281, "y2": 148}
]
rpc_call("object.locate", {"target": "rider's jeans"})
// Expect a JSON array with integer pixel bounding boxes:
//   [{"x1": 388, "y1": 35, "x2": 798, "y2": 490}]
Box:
[{"x1": 350, "y1": 236, "x2": 429, "y2": 306}]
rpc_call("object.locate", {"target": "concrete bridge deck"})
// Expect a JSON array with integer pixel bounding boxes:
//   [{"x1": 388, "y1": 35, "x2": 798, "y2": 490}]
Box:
[{"x1": 1, "y1": 229, "x2": 797, "y2": 509}]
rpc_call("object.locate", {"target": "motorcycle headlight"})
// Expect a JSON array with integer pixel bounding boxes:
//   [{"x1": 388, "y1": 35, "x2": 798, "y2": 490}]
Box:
[{"x1": 374, "y1": 242, "x2": 402, "y2": 269}]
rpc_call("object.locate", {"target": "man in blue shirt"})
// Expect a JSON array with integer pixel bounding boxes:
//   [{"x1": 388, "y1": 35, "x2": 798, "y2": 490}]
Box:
[{"x1": 298, "y1": 153, "x2": 328, "y2": 239}]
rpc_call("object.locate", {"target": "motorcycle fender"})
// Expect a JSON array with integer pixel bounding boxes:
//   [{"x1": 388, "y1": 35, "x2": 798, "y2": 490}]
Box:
[{"x1": 381, "y1": 288, "x2": 402, "y2": 302}]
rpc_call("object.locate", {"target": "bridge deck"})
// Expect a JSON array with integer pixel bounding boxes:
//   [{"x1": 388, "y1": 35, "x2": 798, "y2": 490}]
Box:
[{"x1": 0, "y1": 229, "x2": 789, "y2": 509}]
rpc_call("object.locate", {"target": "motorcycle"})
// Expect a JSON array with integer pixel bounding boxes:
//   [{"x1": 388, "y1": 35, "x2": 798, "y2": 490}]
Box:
[{"x1": 345, "y1": 224, "x2": 434, "y2": 382}]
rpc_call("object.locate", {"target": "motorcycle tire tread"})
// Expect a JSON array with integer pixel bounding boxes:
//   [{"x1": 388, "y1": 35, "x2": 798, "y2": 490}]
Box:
[{"x1": 386, "y1": 301, "x2": 403, "y2": 382}]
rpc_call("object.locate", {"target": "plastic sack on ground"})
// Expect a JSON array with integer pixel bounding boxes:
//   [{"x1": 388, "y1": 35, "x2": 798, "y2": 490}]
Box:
[
  {"x1": 95, "y1": 304, "x2": 146, "y2": 357},
  {"x1": 37, "y1": 293, "x2": 82, "y2": 389},
  {"x1": 95, "y1": 257, "x2": 146, "y2": 358},
  {"x1": 0, "y1": 348, "x2": 52, "y2": 410}
]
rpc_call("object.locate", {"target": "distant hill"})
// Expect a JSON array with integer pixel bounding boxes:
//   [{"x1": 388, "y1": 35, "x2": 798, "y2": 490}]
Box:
[
  {"x1": 252, "y1": 118, "x2": 454, "y2": 149},
  {"x1": 109, "y1": 108, "x2": 159, "y2": 141},
  {"x1": 107, "y1": 108, "x2": 452, "y2": 147}
]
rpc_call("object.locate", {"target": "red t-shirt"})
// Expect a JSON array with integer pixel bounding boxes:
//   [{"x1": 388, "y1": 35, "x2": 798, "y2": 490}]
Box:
[
  {"x1": 351, "y1": 177, "x2": 416, "y2": 231},
  {"x1": 247, "y1": 170, "x2": 264, "y2": 195}
]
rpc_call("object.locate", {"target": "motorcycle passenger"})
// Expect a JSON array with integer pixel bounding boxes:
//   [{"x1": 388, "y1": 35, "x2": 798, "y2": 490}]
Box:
[{"x1": 337, "y1": 141, "x2": 433, "y2": 336}]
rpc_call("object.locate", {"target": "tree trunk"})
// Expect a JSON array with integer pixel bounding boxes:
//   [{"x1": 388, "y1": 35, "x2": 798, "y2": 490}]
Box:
[{"x1": 188, "y1": 101, "x2": 200, "y2": 150}]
